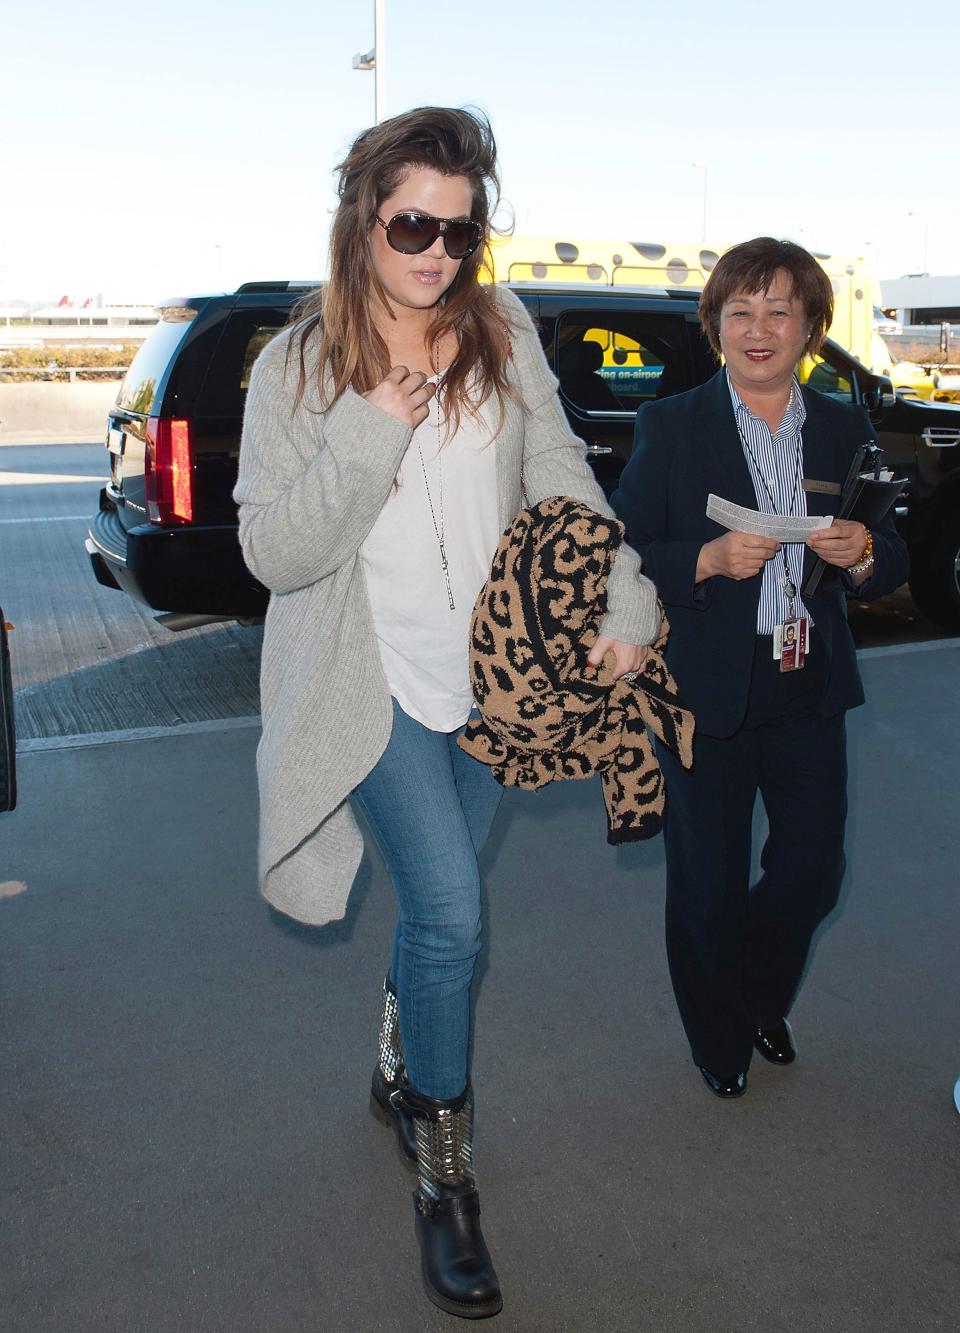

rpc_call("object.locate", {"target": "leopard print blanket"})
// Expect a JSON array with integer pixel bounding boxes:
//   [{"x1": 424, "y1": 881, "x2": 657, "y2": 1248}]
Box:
[{"x1": 458, "y1": 497, "x2": 694, "y2": 843}]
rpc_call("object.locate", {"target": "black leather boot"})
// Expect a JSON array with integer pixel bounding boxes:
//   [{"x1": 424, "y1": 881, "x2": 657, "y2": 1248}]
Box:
[
  {"x1": 368, "y1": 977, "x2": 417, "y2": 1165},
  {"x1": 397, "y1": 1083, "x2": 502, "y2": 1320}
]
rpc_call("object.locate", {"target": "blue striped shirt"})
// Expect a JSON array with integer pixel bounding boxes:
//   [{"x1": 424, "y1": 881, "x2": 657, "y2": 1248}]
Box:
[{"x1": 727, "y1": 373, "x2": 812, "y2": 634}]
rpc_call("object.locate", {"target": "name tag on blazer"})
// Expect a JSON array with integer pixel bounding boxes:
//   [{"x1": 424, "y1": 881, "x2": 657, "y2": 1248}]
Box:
[{"x1": 802, "y1": 478, "x2": 842, "y2": 496}]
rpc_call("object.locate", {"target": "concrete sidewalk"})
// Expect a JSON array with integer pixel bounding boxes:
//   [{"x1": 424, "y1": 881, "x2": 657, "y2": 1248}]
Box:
[{"x1": 2, "y1": 644, "x2": 958, "y2": 1332}]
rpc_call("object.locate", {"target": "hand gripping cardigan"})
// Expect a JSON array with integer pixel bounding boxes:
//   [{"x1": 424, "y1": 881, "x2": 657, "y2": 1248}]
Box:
[
  {"x1": 458, "y1": 497, "x2": 695, "y2": 842},
  {"x1": 234, "y1": 286, "x2": 660, "y2": 925}
]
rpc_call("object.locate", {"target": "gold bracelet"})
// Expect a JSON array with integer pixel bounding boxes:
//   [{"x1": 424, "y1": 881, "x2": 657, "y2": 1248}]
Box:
[{"x1": 847, "y1": 529, "x2": 874, "y2": 576}]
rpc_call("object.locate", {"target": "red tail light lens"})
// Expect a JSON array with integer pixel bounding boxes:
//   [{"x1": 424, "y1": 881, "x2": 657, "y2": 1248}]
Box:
[{"x1": 145, "y1": 417, "x2": 194, "y2": 523}]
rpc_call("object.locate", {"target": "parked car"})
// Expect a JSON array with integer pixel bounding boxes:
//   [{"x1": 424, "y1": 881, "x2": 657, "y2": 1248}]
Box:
[
  {"x1": 873, "y1": 305, "x2": 902, "y2": 335},
  {"x1": 86, "y1": 280, "x2": 960, "y2": 630}
]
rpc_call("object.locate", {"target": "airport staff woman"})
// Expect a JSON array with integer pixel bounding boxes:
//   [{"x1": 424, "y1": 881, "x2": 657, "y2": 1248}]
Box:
[
  {"x1": 611, "y1": 237, "x2": 908, "y2": 1100},
  {"x1": 234, "y1": 107, "x2": 659, "y2": 1319}
]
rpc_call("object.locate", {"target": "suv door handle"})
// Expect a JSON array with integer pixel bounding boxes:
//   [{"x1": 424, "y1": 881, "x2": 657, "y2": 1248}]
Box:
[{"x1": 585, "y1": 443, "x2": 613, "y2": 456}]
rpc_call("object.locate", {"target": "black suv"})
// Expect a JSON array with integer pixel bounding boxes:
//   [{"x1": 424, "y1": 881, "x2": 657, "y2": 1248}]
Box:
[{"x1": 87, "y1": 280, "x2": 960, "y2": 629}]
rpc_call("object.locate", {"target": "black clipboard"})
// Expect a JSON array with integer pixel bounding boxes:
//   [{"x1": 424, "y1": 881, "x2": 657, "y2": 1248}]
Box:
[{"x1": 801, "y1": 442, "x2": 906, "y2": 598}]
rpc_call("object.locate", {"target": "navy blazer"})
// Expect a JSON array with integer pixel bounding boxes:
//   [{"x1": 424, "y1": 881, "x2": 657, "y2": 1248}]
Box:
[{"x1": 611, "y1": 370, "x2": 910, "y2": 738}]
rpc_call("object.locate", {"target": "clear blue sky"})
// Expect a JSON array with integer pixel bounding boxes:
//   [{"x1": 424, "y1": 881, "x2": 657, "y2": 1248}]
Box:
[{"x1": 3, "y1": 0, "x2": 958, "y2": 304}]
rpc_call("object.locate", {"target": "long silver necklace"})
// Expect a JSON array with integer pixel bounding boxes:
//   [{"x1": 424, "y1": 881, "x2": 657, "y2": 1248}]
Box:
[{"x1": 416, "y1": 338, "x2": 455, "y2": 611}]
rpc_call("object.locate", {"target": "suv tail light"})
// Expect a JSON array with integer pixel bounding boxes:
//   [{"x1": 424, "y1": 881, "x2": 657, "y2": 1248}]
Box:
[{"x1": 145, "y1": 417, "x2": 194, "y2": 523}]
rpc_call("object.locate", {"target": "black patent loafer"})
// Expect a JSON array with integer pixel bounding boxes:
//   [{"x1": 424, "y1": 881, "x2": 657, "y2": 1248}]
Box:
[
  {"x1": 699, "y1": 1066, "x2": 748, "y2": 1098},
  {"x1": 753, "y1": 1019, "x2": 797, "y2": 1065},
  {"x1": 369, "y1": 1066, "x2": 417, "y2": 1165}
]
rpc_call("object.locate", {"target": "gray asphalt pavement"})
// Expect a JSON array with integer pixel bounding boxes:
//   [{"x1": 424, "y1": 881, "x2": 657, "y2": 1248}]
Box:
[
  {"x1": 0, "y1": 444, "x2": 263, "y2": 739},
  {"x1": 3, "y1": 642, "x2": 959, "y2": 1332}
]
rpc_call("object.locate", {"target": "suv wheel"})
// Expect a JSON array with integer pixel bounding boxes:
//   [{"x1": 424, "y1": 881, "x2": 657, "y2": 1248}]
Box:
[{"x1": 908, "y1": 512, "x2": 960, "y2": 631}]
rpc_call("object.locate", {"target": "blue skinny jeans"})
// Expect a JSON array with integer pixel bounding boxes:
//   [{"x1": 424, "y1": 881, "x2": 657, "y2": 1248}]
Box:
[{"x1": 351, "y1": 698, "x2": 503, "y2": 1100}]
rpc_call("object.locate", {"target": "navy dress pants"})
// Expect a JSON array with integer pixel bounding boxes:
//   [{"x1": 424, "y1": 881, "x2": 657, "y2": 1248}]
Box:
[{"x1": 657, "y1": 635, "x2": 848, "y2": 1076}]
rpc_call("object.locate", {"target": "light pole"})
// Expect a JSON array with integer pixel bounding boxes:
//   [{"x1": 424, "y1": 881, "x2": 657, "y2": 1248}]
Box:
[
  {"x1": 691, "y1": 162, "x2": 708, "y2": 242},
  {"x1": 352, "y1": 0, "x2": 385, "y2": 125},
  {"x1": 907, "y1": 211, "x2": 929, "y2": 273}
]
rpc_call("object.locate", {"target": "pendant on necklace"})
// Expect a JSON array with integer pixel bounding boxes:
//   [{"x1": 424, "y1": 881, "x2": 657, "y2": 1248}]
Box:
[{"x1": 439, "y1": 539, "x2": 455, "y2": 611}]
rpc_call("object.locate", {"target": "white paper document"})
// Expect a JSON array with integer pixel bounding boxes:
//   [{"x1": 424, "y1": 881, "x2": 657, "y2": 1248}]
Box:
[{"x1": 706, "y1": 494, "x2": 833, "y2": 543}]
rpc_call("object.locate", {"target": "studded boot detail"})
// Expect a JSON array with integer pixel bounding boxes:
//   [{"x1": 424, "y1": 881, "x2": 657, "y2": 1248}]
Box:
[
  {"x1": 397, "y1": 1083, "x2": 502, "y2": 1320},
  {"x1": 368, "y1": 977, "x2": 417, "y2": 1164}
]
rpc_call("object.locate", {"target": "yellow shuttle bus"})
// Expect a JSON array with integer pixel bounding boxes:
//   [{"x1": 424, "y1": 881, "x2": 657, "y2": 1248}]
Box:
[{"x1": 486, "y1": 234, "x2": 893, "y2": 379}]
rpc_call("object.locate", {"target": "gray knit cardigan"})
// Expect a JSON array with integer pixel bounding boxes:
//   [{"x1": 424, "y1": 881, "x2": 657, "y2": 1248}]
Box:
[{"x1": 234, "y1": 285, "x2": 659, "y2": 925}]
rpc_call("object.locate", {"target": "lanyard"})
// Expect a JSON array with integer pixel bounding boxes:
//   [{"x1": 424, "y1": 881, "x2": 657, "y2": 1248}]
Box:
[{"x1": 734, "y1": 410, "x2": 804, "y2": 618}]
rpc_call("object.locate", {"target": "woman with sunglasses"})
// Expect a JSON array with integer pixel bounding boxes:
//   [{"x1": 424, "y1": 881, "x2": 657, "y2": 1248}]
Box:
[{"x1": 235, "y1": 106, "x2": 658, "y2": 1320}]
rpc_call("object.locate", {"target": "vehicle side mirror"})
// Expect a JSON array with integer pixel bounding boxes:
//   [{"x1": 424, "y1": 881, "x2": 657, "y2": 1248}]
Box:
[{"x1": 863, "y1": 377, "x2": 896, "y2": 413}]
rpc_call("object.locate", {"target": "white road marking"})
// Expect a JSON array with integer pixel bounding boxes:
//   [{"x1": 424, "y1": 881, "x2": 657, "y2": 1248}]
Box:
[
  {"x1": 18, "y1": 716, "x2": 262, "y2": 752},
  {"x1": 0, "y1": 514, "x2": 90, "y2": 525},
  {"x1": 0, "y1": 471, "x2": 105, "y2": 485},
  {"x1": 15, "y1": 641, "x2": 960, "y2": 749}
]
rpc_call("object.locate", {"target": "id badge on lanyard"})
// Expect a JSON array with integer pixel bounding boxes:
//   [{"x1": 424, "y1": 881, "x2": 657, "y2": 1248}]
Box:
[
  {"x1": 773, "y1": 569, "x2": 808, "y2": 671},
  {"x1": 774, "y1": 617, "x2": 808, "y2": 671}
]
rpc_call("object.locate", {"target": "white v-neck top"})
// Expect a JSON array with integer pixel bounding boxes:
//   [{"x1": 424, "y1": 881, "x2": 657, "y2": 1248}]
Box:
[{"x1": 360, "y1": 379, "x2": 500, "y2": 731}]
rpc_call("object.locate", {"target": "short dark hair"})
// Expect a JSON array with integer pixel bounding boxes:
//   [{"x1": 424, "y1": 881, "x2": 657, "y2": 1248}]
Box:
[{"x1": 698, "y1": 237, "x2": 834, "y2": 358}]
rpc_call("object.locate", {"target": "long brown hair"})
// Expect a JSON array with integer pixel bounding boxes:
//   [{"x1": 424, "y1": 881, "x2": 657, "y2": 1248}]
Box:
[{"x1": 291, "y1": 106, "x2": 516, "y2": 435}]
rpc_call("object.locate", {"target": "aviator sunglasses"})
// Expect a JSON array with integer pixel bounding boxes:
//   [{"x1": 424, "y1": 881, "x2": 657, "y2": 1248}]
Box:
[{"x1": 375, "y1": 211, "x2": 483, "y2": 260}]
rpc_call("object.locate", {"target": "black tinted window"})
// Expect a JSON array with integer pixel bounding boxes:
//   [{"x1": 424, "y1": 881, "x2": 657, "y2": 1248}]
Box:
[
  {"x1": 196, "y1": 310, "x2": 288, "y2": 417},
  {"x1": 798, "y1": 351, "x2": 853, "y2": 402},
  {"x1": 241, "y1": 326, "x2": 284, "y2": 390},
  {"x1": 556, "y1": 312, "x2": 688, "y2": 414}
]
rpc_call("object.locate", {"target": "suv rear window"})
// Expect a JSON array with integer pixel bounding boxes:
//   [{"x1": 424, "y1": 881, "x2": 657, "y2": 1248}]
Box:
[{"x1": 116, "y1": 316, "x2": 195, "y2": 416}]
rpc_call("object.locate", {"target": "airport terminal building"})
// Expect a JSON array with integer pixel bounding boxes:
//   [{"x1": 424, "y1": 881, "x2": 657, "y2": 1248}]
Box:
[{"x1": 882, "y1": 275, "x2": 960, "y2": 326}]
